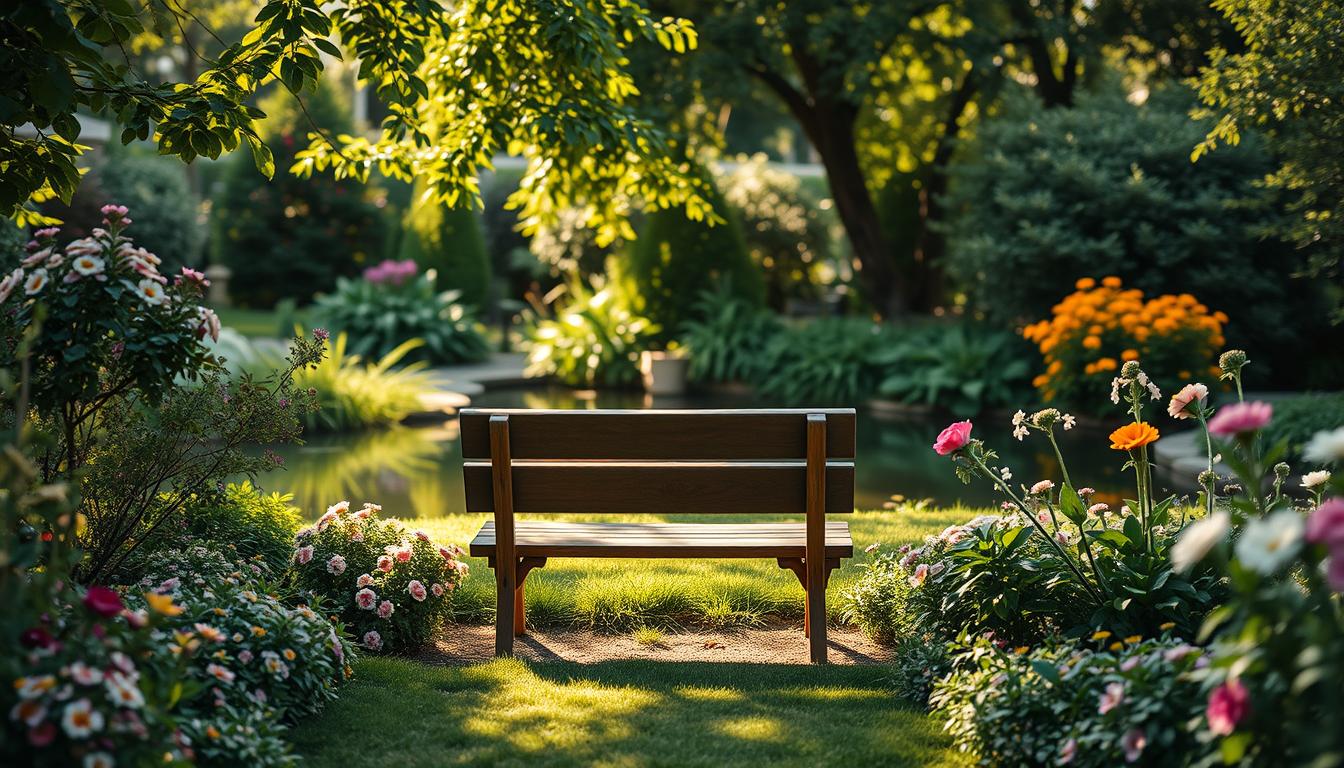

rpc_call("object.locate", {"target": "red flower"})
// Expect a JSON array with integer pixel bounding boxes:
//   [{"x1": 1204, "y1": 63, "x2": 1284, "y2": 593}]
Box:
[
  {"x1": 933, "y1": 420, "x2": 973, "y2": 456},
  {"x1": 1206, "y1": 679, "x2": 1250, "y2": 736},
  {"x1": 19, "y1": 626, "x2": 54, "y2": 649},
  {"x1": 83, "y1": 586, "x2": 123, "y2": 618}
]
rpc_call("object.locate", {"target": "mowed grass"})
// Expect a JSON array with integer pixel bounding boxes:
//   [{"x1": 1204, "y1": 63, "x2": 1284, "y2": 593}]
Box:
[
  {"x1": 288, "y1": 656, "x2": 969, "y2": 767},
  {"x1": 401, "y1": 505, "x2": 977, "y2": 631}
]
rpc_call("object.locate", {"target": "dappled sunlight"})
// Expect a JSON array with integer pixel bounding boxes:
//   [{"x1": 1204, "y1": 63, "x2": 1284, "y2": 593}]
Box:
[
  {"x1": 674, "y1": 686, "x2": 746, "y2": 703},
  {"x1": 715, "y1": 715, "x2": 785, "y2": 742}
]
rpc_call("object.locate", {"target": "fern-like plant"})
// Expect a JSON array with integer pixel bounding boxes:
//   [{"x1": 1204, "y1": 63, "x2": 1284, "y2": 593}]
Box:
[{"x1": 523, "y1": 272, "x2": 659, "y2": 389}]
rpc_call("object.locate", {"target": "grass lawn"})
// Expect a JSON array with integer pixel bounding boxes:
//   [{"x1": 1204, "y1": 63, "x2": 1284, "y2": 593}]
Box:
[
  {"x1": 403, "y1": 505, "x2": 976, "y2": 630},
  {"x1": 288, "y1": 656, "x2": 968, "y2": 767},
  {"x1": 214, "y1": 306, "x2": 310, "y2": 339}
]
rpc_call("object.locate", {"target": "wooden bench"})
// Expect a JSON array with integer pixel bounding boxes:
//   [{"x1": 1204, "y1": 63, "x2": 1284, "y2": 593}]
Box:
[{"x1": 461, "y1": 408, "x2": 856, "y2": 663}]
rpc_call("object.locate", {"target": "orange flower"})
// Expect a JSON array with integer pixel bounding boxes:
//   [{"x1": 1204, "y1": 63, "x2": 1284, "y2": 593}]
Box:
[
  {"x1": 1109, "y1": 422, "x2": 1160, "y2": 451},
  {"x1": 1121, "y1": 349, "x2": 1139, "y2": 361},
  {"x1": 1102, "y1": 276, "x2": 1123, "y2": 288},
  {"x1": 144, "y1": 592, "x2": 183, "y2": 617},
  {"x1": 1082, "y1": 335, "x2": 1102, "y2": 350},
  {"x1": 1075, "y1": 277, "x2": 1096, "y2": 290}
]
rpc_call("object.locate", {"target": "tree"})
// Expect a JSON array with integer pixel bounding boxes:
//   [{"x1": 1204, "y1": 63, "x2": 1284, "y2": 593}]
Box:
[
  {"x1": 1193, "y1": 0, "x2": 1344, "y2": 321},
  {"x1": 635, "y1": 0, "x2": 1238, "y2": 316},
  {"x1": 1, "y1": 1, "x2": 713, "y2": 238}
]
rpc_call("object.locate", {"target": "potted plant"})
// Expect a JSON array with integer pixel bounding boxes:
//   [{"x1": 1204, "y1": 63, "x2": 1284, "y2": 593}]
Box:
[{"x1": 640, "y1": 343, "x2": 690, "y2": 396}]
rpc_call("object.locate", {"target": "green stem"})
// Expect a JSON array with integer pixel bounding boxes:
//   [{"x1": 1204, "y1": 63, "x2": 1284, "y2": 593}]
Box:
[{"x1": 1045, "y1": 430, "x2": 1073, "y2": 489}]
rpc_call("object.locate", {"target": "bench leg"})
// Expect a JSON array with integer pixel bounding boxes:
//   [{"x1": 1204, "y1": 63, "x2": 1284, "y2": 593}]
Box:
[
  {"x1": 513, "y1": 557, "x2": 547, "y2": 638},
  {"x1": 777, "y1": 557, "x2": 840, "y2": 648}
]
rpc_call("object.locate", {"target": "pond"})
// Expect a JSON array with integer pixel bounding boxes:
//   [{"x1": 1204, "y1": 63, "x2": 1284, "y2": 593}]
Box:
[{"x1": 252, "y1": 386, "x2": 1154, "y2": 521}]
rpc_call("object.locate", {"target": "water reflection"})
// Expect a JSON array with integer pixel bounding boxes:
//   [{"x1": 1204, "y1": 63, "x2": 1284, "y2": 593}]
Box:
[{"x1": 253, "y1": 386, "x2": 1146, "y2": 520}]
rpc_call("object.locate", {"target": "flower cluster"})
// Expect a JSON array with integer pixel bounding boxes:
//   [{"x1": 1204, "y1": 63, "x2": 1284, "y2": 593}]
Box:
[
  {"x1": 361, "y1": 258, "x2": 418, "y2": 287},
  {"x1": 290, "y1": 502, "x2": 468, "y2": 653},
  {"x1": 1022, "y1": 276, "x2": 1226, "y2": 407}
]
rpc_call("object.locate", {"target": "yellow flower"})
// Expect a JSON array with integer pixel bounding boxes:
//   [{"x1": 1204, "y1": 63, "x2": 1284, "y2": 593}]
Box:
[
  {"x1": 251, "y1": 625, "x2": 267, "y2": 637},
  {"x1": 1124, "y1": 635, "x2": 1142, "y2": 644},
  {"x1": 1014, "y1": 646, "x2": 1029, "y2": 655},
  {"x1": 1109, "y1": 422, "x2": 1160, "y2": 451},
  {"x1": 144, "y1": 592, "x2": 184, "y2": 616},
  {"x1": 1109, "y1": 642, "x2": 1124, "y2": 651},
  {"x1": 1091, "y1": 630, "x2": 1112, "y2": 641},
  {"x1": 1102, "y1": 276, "x2": 1123, "y2": 288},
  {"x1": 1159, "y1": 622, "x2": 1176, "y2": 631},
  {"x1": 206, "y1": 725, "x2": 221, "y2": 740},
  {"x1": 1075, "y1": 277, "x2": 1096, "y2": 290},
  {"x1": 282, "y1": 648, "x2": 296, "y2": 661},
  {"x1": 1082, "y1": 335, "x2": 1102, "y2": 350}
]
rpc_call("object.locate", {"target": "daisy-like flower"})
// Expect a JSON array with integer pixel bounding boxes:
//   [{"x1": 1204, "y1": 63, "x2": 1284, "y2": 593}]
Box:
[
  {"x1": 68, "y1": 662, "x2": 103, "y2": 687},
  {"x1": 1304, "y1": 427, "x2": 1344, "y2": 466},
  {"x1": 135, "y1": 278, "x2": 165, "y2": 306},
  {"x1": 1234, "y1": 510, "x2": 1303, "y2": 575},
  {"x1": 61, "y1": 698, "x2": 103, "y2": 738},
  {"x1": 84, "y1": 751, "x2": 115, "y2": 768},
  {"x1": 1171, "y1": 511, "x2": 1230, "y2": 573},
  {"x1": 71, "y1": 254, "x2": 105, "y2": 277},
  {"x1": 1302, "y1": 470, "x2": 1331, "y2": 490},
  {"x1": 24, "y1": 268, "x2": 49, "y2": 296},
  {"x1": 206, "y1": 663, "x2": 235, "y2": 684},
  {"x1": 193, "y1": 623, "x2": 225, "y2": 643}
]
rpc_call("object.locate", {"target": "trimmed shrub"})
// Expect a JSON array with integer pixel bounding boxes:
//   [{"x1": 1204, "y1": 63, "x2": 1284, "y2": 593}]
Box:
[
  {"x1": 943, "y1": 87, "x2": 1340, "y2": 388},
  {"x1": 211, "y1": 81, "x2": 386, "y2": 306},
  {"x1": 627, "y1": 177, "x2": 764, "y2": 341},
  {"x1": 290, "y1": 502, "x2": 470, "y2": 653},
  {"x1": 399, "y1": 178, "x2": 492, "y2": 309}
]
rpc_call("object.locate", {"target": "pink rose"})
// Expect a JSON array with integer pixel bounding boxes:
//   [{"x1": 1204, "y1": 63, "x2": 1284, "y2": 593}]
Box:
[
  {"x1": 362, "y1": 630, "x2": 382, "y2": 651},
  {"x1": 295, "y1": 546, "x2": 313, "y2": 565},
  {"x1": 1206, "y1": 679, "x2": 1249, "y2": 736},
  {"x1": 933, "y1": 420, "x2": 973, "y2": 455},
  {"x1": 83, "y1": 586, "x2": 123, "y2": 618},
  {"x1": 376, "y1": 555, "x2": 394, "y2": 573},
  {"x1": 407, "y1": 580, "x2": 427, "y2": 602},
  {"x1": 1098, "y1": 681, "x2": 1125, "y2": 715},
  {"x1": 414, "y1": 530, "x2": 431, "y2": 543},
  {"x1": 326, "y1": 555, "x2": 347, "y2": 575},
  {"x1": 1168, "y1": 383, "x2": 1209, "y2": 420},
  {"x1": 377, "y1": 600, "x2": 395, "y2": 619},
  {"x1": 431, "y1": 583, "x2": 445, "y2": 597},
  {"x1": 356, "y1": 573, "x2": 374, "y2": 588},
  {"x1": 355, "y1": 588, "x2": 377, "y2": 610},
  {"x1": 1306, "y1": 499, "x2": 1344, "y2": 548},
  {"x1": 394, "y1": 547, "x2": 412, "y2": 563},
  {"x1": 1207, "y1": 401, "x2": 1273, "y2": 437},
  {"x1": 350, "y1": 529, "x2": 364, "y2": 543}
]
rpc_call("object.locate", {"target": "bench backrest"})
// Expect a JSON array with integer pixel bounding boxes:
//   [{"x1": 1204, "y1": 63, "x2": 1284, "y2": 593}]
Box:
[{"x1": 460, "y1": 409, "x2": 856, "y2": 515}]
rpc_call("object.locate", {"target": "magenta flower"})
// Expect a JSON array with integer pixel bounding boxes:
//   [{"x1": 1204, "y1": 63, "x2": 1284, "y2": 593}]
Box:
[
  {"x1": 1207, "y1": 401, "x2": 1273, "y2": 437},
  {"x1": 1121, "y1": 729, "x2": 1147, "y2": 763},
  {"x1": 313, "y1": 327, "x2": 330, "y2": 341},
  {"x1": 83, "y1": 586, "x2": 123, "y2": 618},
  {"x1": 933, "y1": 420, "x2": 973, "y2": 455},
  {"x1": 1206, "y1": 679, "x2": 1249, "y2": 736},
  {"x1": 1306, "y1": 499, "x2": 1344, "y2": 548}
]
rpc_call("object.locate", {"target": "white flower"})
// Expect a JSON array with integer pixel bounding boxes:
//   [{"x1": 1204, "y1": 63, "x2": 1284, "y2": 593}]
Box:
[
  {"x1": 1000, "y1": 467, "x2": 1013, "y2": 481},
  {"x1": 136, "y1": 278, "x2": 165, "y2": 305},
  {"x1": 1171, "y1": 511, "x2": 1230, "y2": 574},
  {"x1": 104, "y1": 671, "x2": 144, "y2": 709},
  {"x1": 24, "y1": 268, "x2": 49, "y2": 295},
  {"x1": 1304, "y1": 427, "x2": 1344, "y2": 465},
  {"x1": 1012, "y1": 410, "x2": 1026, "y2": 427},
  {"x1": 84, "y1": 752, "x2": 115, "y2": 768},
  {"x1": 68, "y1": 662, "x2": 103, "y2": 686},
  {"x1": 72, "y1": 254, "x2": 105, "y2": 276},
  {"x1": 1062, "y1": 413, "x2": 1076, "y2": 430},
  {"x1": 61, "y1": 698, "x2": 104, "y2": 738},
  {"x1": 1302, "y1": 470, "x2": 1331, "y2": 490},
  {"x1": 1235, "y1": 510, "x2": 1304, "y2": 575},
  {"x1": 0, "y1": 268, "x2": 23, "y2": 302},
  {"x1": 1012, "y1": 425, "x2": 1029, "y2": 441}
]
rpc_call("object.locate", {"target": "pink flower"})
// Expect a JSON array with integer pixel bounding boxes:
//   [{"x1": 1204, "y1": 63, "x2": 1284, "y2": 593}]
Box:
[
  {"x1": 238, "y1": 650, "x2": 253, "y2": 664},
  {"x1": 350, "y1": 529, "x2": 364, "y2": 543},
  {"x1": 1206, "y1": 679, "x2": 1249, "y2": 736},
  {"x1": 1030, "y1": 479, "x2": 1054, "y2": 495},
  {"x1": 313, "y1": 327, "x2": 329, "y2": 342},
  {"x1": 1098, "y1": 681, "x2": 1125, "y2": 714},
  {"x1": 326, "y1": 555, "x2": 347, "y2": 575},
  {"x1": 362, "y1": 631, "x2": 382, "y2": 651},
  {"x1": 1207, "y1": 401, "x2": 1273, "y2": 437},
  {"x1": 178, "y1": 266, "x2": 210, "y2": 287},
  {"x1": 933, "y1": 420, "x2": 973, "y2": 456},
  {"x1": 1088, "y1": 503, "x2": 1110, "y2": 516},
  {"x1": 295, "y1": 546, "x2": 313, "y2": 565},
  {"x1": 414, "y1": 530, "x2": 431, "y2": 543},
  {"x1": 438, "y1": 546, "x2": 456, "y2": 561},
  {"x1": 1121, "y1": 729, "x2": 1147, "y2": 763},
  {"x1": 83, "y1": 586, "x2": 123, "y2": 618},
  {"x1": 377, "y1": 600, "x2": 395, "y2": 619},
  {"x1": 394, "y1": 547, "x2": 412, "y2": 563},
  {"x1": 1059, "y1": 738, "x2": 1077, "y2": 765},
  {"x1": 1306, "y1": 499, "x2": 1344, "y2": 548},
  {"x1": 356, "y1": 573, "x2": 374, "y2": 588},
  {"x1": 376, "y1": 555, "x2": 394, "y2": 573},
  {"x1": 355, "y1": 588, "x2": 377, "y2": 610},
  {"x1": 1168, "y1": 383, "x2": 1209, "y2": 420},
  {"x1": 407, "y1": 580, "x2": 428, "y2": 602},
  {"x1": 431, "y1": 583, "x2": 445, "y2": 597},
  {"x1": 908, "y1": 563, "x2": 929, "y2": 587}
]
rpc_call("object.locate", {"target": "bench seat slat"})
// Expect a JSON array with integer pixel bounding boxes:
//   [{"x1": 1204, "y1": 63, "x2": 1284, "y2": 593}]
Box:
[{"x1": 469, "y1": 520, "x2": 854, "y2": 559}]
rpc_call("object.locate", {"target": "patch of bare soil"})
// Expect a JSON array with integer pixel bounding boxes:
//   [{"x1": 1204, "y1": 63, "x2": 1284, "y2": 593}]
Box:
[{"x1": 410, "y1": 622, "x2": 894, "y2": 665}]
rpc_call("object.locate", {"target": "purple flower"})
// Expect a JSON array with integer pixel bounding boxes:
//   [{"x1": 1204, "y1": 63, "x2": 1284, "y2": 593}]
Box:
[{"x1": 313, "y1": 328, "x2": 329, "y2": 342}]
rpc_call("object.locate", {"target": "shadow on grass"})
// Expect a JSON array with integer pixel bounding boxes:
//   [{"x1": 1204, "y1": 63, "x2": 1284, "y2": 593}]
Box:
[{"x1": 288, "y1": 656, "x2": 966, "y2": 767}]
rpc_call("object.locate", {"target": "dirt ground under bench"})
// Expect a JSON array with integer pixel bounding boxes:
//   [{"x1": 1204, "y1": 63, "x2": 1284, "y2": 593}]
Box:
[{"x1": 412, "y1": 623, "x2": 894, "y2": 665}]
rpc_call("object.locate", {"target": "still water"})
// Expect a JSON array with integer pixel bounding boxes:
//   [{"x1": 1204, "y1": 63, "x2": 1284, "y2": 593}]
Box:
[{"x1": 252, "y1": 387, "x2": 1143, "y2": 520}]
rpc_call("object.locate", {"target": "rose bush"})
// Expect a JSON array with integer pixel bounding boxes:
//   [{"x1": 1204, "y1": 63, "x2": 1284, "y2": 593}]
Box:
[{"x1": 289, "y1": 501, "x2": 468, "y2": 653}]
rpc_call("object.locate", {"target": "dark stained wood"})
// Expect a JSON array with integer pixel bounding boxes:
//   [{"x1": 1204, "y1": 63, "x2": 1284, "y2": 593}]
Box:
[
  {"x1": 805, "y1": 413, "x2": 828, "y2": 663},
  {"x1": 460, "y1": 409, "x2": 856, "y2": 460},
  {"x1": 463, "y1": 461, "x2": 855, "y2": 515},
  {"x1": 514, "y1": 557, "x2": 546, "y2": 636},
  {"x1": 777, "y1": 556, "x2": 841, "y2": 638},
  {"x1": 470, "y1": 521, "x2": 854, "y2": 559},
  {"x1": 489, "y1": 415, "x2": 516, "y2": 656}
]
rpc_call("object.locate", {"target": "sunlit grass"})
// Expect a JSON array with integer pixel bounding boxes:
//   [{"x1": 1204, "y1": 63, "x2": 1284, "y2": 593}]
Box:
[
  {"x1": 288, "y1": 657, "x2": 968, "y2": 767},
  {"x1": 399, "y1": 505, "x2": 975, "y2": 630}
]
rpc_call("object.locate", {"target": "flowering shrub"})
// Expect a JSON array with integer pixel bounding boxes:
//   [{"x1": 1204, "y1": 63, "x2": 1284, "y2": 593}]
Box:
[
  {"x1": 290, "y1": 502, "x2": 468, "y2": 653},
  {"x1": 842, "y1": 549, "x2": 919, "y2": 643},
  {"x1": 932, "y1": 634, "x2": 1207, "y2": 766},
  {"x1": 310, "y1": 266, "x2": 490, "y2": 366},
  {"x1": 1022, "y1": 277, "x2": 1226, "y2": 408}
]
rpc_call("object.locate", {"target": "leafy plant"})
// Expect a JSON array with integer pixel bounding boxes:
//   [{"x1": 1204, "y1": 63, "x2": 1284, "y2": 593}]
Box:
[
  {"x1": 524, "y1": 270, "x2": 660, "y2": 388},
  {"x1": 310, "y1": 265, "x2": 490, "y2": 366},
  {"x1": 253, "y1": 333, "x2": 437, "y2": 433},
  {"x1": 680, "y1": 282, "x2": 781, "y2": 384},
  {"x1": 398, "y1": 179, "x2": 492, "y2": 308},
  {"x1": 873, "y1": 323, "x2": 1033, "y2": 414},
  {"x1": 754, "y1": 317, "x2": 890, "y2": 404},
  {"x1": 290, "y1": 502, "x2": 469, "y2": 653}
]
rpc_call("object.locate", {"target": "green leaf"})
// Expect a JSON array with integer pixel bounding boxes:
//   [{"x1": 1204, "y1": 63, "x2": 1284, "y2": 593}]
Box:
[
  {"x1": 1059, "y1": 484, "x2": 1087, "y2": 526},
  {"x1": 1029, "y1": 659, "x2": 1061, "y2": 684}
]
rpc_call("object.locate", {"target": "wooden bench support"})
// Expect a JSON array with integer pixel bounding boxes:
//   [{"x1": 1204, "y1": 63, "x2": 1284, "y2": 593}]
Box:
[{"x1": 776, "y1": 557, "x2": 841, "y2": 640}]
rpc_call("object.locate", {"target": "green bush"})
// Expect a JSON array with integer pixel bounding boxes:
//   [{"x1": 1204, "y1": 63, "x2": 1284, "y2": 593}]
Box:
[
  {"x1": 932, "y1": 635, "x2": 1207, "y2": 766},
  {"x1": 719, "y1": 154, "x2": 834, "y2": 310},
  {"x1": 680, "y1": 281, "x2": 781, "y2": 384},
  {"x1": 754, "y1": 317, "x2": 890, "y2": 404},
  {"x1": 290, "y1": 502, "x2": 469, "y2": 652},
  {"x1": 943, "y1": 87, "x2": 1342, "y2": 388},
  {"x1": 627, "y1": 177, "x2": 764, "y2": 341},
  {"x1": 399, "y1": 178, "x2": 492, "y2": 309},
  {"x1": 310, "y1": 265, "x2": 490, "y2": 366},
  {"x1": 36, "y1": 153, "x2": 204, "y2": 270},
  {"x1": 211, "y1": 81, "x2": 386, "y2": 306},
  {"x1": 841, "y1": 549, "x2": 918, "y2": 643},
  {"x1": 1262, "y1": 393, "x2": 1344, "y2": 460},
  {"x1": 523, "y1": 268, "x2": 660, "y2": 388},
  {"x1": 251, "y1": 333, "x2": 438, "y2": 433},
  {"x1": 872, "y1": 323, "x2": 1034, "y2": 414}
]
